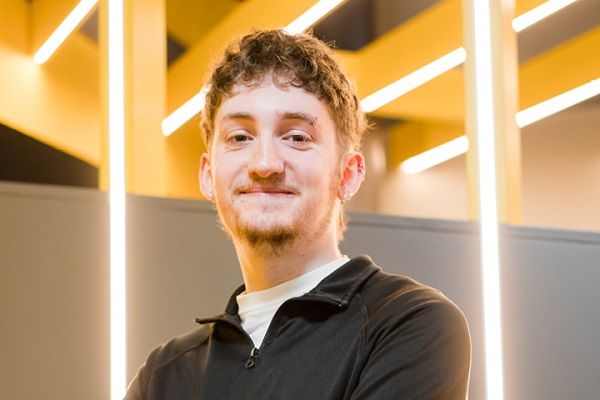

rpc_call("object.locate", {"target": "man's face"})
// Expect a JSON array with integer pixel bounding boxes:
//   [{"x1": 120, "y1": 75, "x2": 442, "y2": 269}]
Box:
[{"x1": 200, "y1": 76, "x2": 347, "y2": 249}]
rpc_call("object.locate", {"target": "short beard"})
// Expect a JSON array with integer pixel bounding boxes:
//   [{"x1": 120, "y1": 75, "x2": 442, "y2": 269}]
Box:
[{"x1": 240, "y1": 226, "x2": 297, "y2": 255}]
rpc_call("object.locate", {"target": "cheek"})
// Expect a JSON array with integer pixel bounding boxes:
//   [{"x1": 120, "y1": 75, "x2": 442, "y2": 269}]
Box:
[{"x1": 303, "y1": 165, "x2": 339, "y2": 193}]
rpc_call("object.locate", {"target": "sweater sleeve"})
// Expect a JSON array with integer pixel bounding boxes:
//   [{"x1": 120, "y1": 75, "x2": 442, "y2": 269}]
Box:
[
  {"x1": 349, "y1": 296, "x2": 472, "y2": 400},
  {"x1": 122, "y1": 326, "x2": 211, "y2": 400},
  {"x1": 123, "y1": 344, "x2": 162, "y2": 400}
]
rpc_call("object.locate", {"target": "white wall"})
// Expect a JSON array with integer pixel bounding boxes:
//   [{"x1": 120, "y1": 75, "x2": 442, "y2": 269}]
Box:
[
  {"x1": 349, "y1": 100, "x2": 600, "y2": 232},
  {"x1": 521, "y1": 101, "x2": 600, "y2": 232}
]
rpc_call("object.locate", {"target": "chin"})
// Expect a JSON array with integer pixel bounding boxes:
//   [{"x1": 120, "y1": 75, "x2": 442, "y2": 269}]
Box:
[{"x1": 237, "y1": 224, "x2": 298, "y2": 249}]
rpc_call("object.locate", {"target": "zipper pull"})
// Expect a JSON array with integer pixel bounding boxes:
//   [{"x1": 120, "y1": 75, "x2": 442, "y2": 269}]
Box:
[{"x1": 245, "y1": 347, "x2": 259, "y2": 369}]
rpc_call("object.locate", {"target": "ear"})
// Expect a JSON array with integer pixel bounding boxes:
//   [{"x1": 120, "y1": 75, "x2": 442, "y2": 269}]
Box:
[
  {"x1": 337, "y1": 151, "x2": 366, "y2": 202},
  {"x1": 199, "y1": 153, "x2": 214, "y2": 201}
]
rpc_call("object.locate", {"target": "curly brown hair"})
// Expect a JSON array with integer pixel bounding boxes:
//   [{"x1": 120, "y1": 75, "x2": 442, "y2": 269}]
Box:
[{"x1": 200, "y1": 29, "x2": 367, "y2": 151}]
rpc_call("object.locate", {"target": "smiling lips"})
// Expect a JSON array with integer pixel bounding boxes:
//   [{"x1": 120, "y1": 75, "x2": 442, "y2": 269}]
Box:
[{"x1": 238, "y1": 186, "x2": 296, "y2": 196}]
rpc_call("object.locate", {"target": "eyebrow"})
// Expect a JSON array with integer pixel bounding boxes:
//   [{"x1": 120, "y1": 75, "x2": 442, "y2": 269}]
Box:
[
  {"x1": 219, "y1": 111, "x2": 317, "y2": 126},
  {"x1": 219, "y1": 112, "x2": 254, "y2": 122},
  {"x1": 280, "y1": 112, "x2": 317, "y2": 126}
]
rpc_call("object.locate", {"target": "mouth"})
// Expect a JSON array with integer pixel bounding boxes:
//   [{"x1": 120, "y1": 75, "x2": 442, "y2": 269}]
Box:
[{"x1": 237, "y1": 186, "x2": 296, "y2": 196}]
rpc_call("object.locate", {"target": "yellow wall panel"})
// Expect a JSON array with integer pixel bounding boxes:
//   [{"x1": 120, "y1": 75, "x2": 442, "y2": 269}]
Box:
[
  {"x1": 166, "y1": 119, "x2": 206, "y2": 200},
  {"x1": 0, "y1": 33, "x2": 100, "y2": 165},
  {"x1": 0, "y1": 0, "x2": 29, "y2": 52}
]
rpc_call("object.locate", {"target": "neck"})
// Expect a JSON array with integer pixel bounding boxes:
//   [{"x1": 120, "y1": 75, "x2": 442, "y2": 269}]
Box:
[{"x1": 234, "y1": 232, "x2": 342, "y2": 293}]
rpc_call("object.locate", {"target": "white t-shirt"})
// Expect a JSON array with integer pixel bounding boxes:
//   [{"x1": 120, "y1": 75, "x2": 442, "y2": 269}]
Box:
[{"x1": 236, "y1": 256, "x2": 350, "y2": 349}]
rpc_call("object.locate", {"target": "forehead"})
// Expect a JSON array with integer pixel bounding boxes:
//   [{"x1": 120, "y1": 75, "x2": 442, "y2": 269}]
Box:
[{"x1": 215, "y1": 78, "x2": 334, "y2": 128}]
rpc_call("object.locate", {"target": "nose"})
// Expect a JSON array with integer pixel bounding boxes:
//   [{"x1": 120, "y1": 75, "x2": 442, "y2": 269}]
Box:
[{"x1": 248, "y1": 137, "x2": 284, "y2": 178}]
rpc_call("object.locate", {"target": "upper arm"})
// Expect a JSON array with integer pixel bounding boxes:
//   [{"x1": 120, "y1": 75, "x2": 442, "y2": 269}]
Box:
[{"x1": 350, "y1": 299, "x2": 471, "y2": 400}]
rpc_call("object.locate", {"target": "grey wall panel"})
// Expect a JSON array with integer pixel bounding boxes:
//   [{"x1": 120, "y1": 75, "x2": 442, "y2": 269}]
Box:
[
  {"x1": 126, "y1": 196, "x2": 242, "y2": 381},
  {"x1": 2, "y1": 182, "x2": 600, "y2": 400},
  {"x1": 501, "y1": 227, "x2": 600, "y2": 400},
  {"x1": 0, "y1": 182, "x2": 109, "y2": 400}
]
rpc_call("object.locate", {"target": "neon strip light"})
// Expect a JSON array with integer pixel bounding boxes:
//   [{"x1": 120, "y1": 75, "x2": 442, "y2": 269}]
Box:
[
  {"x1": 33, "y1": 0, "x2": 98, "y2": 64},
  {"x1": 516, "y1": 78, "x2": 600, "y2": 127},
  {"x1": 471, "y1": 1, "x2": 505, "y2": 398},
  {"x1": 360, "y1": 0, "x2": 578, "y2": 113},
  {"x1": 162, "y1": 0, "x2": 347, "y2": 136},
  {"x1": 401, "y1": 136, "x2": 469, "y2": 174},
  {"x1": 162, "y1": 87, "x2": 209, "y2": 137},
  {"x1": 512, "y1": 0, "x2": 578, "y2": 32},
  {"x1": 284, "y1": 0, "x2": 346, "y2": 34},
  {"x1": 108, "y1": 0, "x2": 126, "y2": 398},
  {"x1": 360, "y1": 48, "x2": 467, "y2": 113}
]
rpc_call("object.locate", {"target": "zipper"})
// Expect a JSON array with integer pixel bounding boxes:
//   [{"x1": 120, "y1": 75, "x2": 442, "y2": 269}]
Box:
[
  {"x1": 245, "y1": 347, "x2": 260, "y2": 369},
  {"x1": 198, "y1": 295, "x2": 345, "y2": 370}
]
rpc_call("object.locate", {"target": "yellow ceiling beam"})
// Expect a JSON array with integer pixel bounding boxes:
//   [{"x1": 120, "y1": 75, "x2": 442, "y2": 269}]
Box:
[
  {"x1": 368, "y1": 68, "x2": 466, "y2": 123},
  {"x1": 387, "y1": 120, "x2": 465, "y2": 168},
  {"x1": 166, "y1": 0, "x2": 239, "y2": 47},
  {"x1": 363, "y1": 25, "x2": 600, "y2": 122},
  {"x1": 520, "y1": 26, "x2": 600, "y2": 109},
  {"x1": 350, "y1": 0, "x2": 463, "y2": 99},
  {"x1": 167, "y1": 0, "x2": 320, "y2": 112}
]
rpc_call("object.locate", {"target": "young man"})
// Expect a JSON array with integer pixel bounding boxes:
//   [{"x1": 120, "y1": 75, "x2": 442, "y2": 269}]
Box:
[{"x1": 125, "y1": 29, "x2": 471, "y2": 399}]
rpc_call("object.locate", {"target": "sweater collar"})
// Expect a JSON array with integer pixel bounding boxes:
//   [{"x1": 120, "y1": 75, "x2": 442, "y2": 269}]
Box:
[{"x1": 195, "y1": 255, "x2": 379, "y2": 325}]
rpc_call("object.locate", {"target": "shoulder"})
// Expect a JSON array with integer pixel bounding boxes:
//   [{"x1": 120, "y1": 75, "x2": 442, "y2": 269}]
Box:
[
  {"x1": 143, "y1": 326, "x2": 211, "y2": 371},
  {"x1": 125, "y1": 326, "x2": 211, "y2": 399},
  {"x1": 351, "y1": 262, "x2": 471, "y2": 397},
  {"x1": 355, "y1": 259, "x2": 471, "y2": 357},
  {"x1": 360, "y1": 267, "x2": 467, "y2": 329}
]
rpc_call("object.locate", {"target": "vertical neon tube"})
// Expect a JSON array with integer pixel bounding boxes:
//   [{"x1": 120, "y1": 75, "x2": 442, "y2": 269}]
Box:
[
  {"x1": 108, "y1": 0, "x2": 126, "y2": 399},
  {"x1": 470, "y1": 1, "x2": 505, "y2": 399}
]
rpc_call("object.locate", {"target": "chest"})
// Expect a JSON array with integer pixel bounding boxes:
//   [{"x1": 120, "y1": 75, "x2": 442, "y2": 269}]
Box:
[{"x1": 150, "y1": 303, "x2": 369, "y2": 400}]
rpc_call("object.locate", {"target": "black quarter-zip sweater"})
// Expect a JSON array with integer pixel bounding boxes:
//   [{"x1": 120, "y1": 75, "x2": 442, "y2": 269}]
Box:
[{"x1": 125, "y1": 256, "x2": 471, "y2": 400}]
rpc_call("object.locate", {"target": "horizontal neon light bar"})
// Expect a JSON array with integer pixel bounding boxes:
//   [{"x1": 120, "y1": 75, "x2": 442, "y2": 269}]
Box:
[
  {"x1": 516, "y1": 78, "x2": 600, "y2": 127},
  {"x1": 360, "y1": 48, "x2": 467, "y2": 113},
  {"x1": 512, "y1": 0, "x2": 578, "y2": 33},
  {"x1": 162, "y1": 88, "x2": 209, "y2": 137},
  {"x1": 360, "y1": 0, "x2": 577, "y2": 113},
  {"x1": 33, "y1": 0, "x2": 98, "y2": 64},
  {"x1": 284, "y1": 0, "x2": 346, "y2": 34},
  {"x1": 401, "y1": 136, "x2": 469, "y2": 174}
]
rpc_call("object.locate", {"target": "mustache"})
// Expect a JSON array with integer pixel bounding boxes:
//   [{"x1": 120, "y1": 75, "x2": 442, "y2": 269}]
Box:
[{"x1": 235, "y1": 177, "x2": 297, "y2": 195}]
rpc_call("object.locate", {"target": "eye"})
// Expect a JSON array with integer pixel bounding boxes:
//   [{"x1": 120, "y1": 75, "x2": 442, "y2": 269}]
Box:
[
  {"x1": 233, "y1": 134, "x2": 251, "y2": 142},
  {"x1": 289, "y1": 134, "x2": 307, "y2": 142},
  {"x1": 282, "y1": 131, "x2": 312, "y2": 147},
  {"x1": 226, "y1": 131, "x2": 253, "y2": 146}
]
